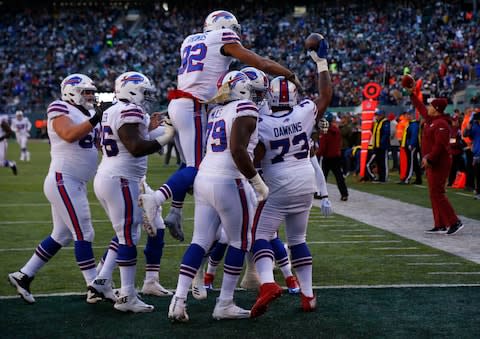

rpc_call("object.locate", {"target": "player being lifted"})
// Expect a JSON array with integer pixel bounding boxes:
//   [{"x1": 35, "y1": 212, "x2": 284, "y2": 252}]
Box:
[
  {"x1": 8, "y1": 74, "x2": 102, "y2": 303},
  {"x1": 168, "y1": 71, "x2": 268, "y2": 322},
  {"x1": 249, "y1": 33, "x2": 332, "y2": 318},
  {"x1": 139, "y1": 9, "x2": 302, "y2": 242}
]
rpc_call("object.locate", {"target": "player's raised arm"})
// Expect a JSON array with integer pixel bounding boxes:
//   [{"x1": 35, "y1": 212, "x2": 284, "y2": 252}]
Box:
[
  {"x1": 222, "y1": 43, "x2": 302, "y2": 89},
  {"x1": 305, "y1": 33, "x2": 333, "y2": 121}
]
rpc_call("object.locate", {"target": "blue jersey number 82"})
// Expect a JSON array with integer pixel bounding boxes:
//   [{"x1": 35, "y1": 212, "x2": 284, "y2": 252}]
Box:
[{"x1": 178, "y1": 43, "x2": 208, "y2": 75}]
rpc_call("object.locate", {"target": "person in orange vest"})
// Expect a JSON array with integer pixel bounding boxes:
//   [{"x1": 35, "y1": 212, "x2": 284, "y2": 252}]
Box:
[
  {"x1": 461, "y1": 108, "x2": 475, "y2": 191},
  {"x1": 398, "y1": 110, "x2": 422, "y2": 185}
]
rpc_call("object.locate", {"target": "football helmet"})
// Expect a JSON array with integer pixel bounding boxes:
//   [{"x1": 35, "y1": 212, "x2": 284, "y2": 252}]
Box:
[
  {"x1": 15, "y1": 110, "x2": 24, "y2": 117},
  {"x1": 218, "y1": 71, "x2": 252, "y2": 102},
  {"x1": 61, "y1": 74, "x2": 97, "y2": 109},
  {"x1": 114, "y1": 71, "x2": 156, "y2": 107},
  {"x1": 268, "y1": 76, "x2": 298, "y2": 108},
  {"x1": 203, "y1": 10, "x2": 241, "y2": 35},
  {"x1": 241, "y1": 67, "x2": 269, "y2": 105}
]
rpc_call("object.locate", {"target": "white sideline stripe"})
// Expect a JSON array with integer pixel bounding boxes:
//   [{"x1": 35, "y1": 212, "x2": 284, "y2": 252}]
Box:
[
  {"x1": 0, "y1": 219, "x2": 111, "y2": 225},
  {"x1": 371, "y1": 247, "x2": 419, "y2": 250},
  {"x1": 407, "y1": 263, "x2": 462, "y2": 266},
  {"x1": 414, "y1": 185, "x2": 427, "y2": 189},
  {"x1": 340, "y1": 235, "x2": 385, "y2": 238},
  {"x1": 330, "y1": 229, "x2": 373, "y2": 232},
  {"x1": 309, "y1": 240, "x2": 401, "y2": 244},
  {"x1": 0, "y1": 201, "x2": 195, "y2": 207},
  {"x1": 455, "y1": 192, "x2": 474, "y2": 198},
  {"x1": 428, "y1": 272, "x2": 480, "y2": 275},
  {"x1": 1, "y1": 240, "x2": 374, "y2": 252},
  {"x1": 3, "y1": 283, "x2": 480, "y2": 300},
  {"x1": 386, "y1": 254, "x2": 439, "y2": 257}
]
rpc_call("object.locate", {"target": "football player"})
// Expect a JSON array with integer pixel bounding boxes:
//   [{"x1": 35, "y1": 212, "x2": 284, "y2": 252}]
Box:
[
  {"x1": 11, "y1": 110, "x2": 32, "y2": 161},
  {"x1": 249, "y1": 34, "x2": 332, "y2": 318},
  {"x1": 7, "y1": 74, "x2": 102, "y2": 303},
  {"x1": 0, "y1": 113, "x2": 17, "y2": 175},
  {"x1": 167, "y1": 71, "x2": 268, "y2": 322},
  {"x1": 139, "y1": 9, "x2": 302, "y2": 243},
  {"x1": 88, "y1": 71, "x2": 174, "y2": 313}
]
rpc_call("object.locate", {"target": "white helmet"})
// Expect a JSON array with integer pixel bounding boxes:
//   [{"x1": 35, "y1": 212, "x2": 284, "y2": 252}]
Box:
[
  {"x1": 15, "y1": 110, "x2": 24, "y2": 117},
  {"x1": 204, "y1": 10, "x2": 241, "y2": 35},
  {"x1": 114, "y1": 71, "x2": 156, "y2": 107},
  {"x1": 268, "y1": 76, "x2": 298, "y2": 108},
  {"x1": 61, "y1": 73, "x2": 97, "y2": 109},
  {"x1": 215, "y1": 71, "x2": 252, "y2": 103},
  {"x1": 241, "y1": 67, "x2": 269, "y2": 105}
]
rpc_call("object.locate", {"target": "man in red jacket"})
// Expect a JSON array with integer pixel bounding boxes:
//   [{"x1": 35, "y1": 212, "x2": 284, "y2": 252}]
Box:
[
  {"x1": 406, "y1": 87, "x2": 463, "y2": 235},
  {"x1": 317, "y1": 112, "x2": 349, "y2": 201}
]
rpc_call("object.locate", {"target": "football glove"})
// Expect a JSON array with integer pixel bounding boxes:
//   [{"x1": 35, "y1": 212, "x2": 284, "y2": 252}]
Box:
[
  {"x1": 155, "y1": 116, "x2": 175, "y2": 146},
  {"x1": 249, "y1": 173, "x2": 269, "y2": 202},
  {"x1": 89, "y1": 103, "x2": 105, "y2": 127},
  {"x1": 317, "y1": 118, "x2": 329, "y2": 134},
  {"x1": 320, "y1": 198, "x2": 332, "y2": 217}
]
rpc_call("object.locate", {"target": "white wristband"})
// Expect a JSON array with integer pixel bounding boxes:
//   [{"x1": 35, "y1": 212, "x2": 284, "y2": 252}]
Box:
[{"x1": 316, "y1": 59, "x2": 329, "y2": 73}]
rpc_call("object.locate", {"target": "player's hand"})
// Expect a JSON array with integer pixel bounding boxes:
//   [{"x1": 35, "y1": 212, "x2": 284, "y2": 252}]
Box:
[
  {"x1": 320, "y1": 198, "x2": 332, "y2": 217},
  {"x1": 287, "y1": 73, "x2": 303, "y2": 92},
  {"x1": 317, "y1": 118, "x2": 329, "y2": 134},
  {"x1": 89, "y1": 103, "x2": 105, "y2": 127},
  {"x1": 155, "y1": 116, "x2": 175, "y2": 146},
  {"x1": 308, "y1": 36, "x2": 329, "y2": 62},
  {"x1": 249, "y1": 173, "x2": 269, "y2": 202}
]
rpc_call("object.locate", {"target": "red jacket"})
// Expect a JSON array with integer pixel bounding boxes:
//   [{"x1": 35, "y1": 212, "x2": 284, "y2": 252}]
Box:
[
  {"x1": 411, "y1": 95, "x2": 451, "y2": 165},
  {"x1": 317, "y1": 125, "x2": 342, "y2": 158}
]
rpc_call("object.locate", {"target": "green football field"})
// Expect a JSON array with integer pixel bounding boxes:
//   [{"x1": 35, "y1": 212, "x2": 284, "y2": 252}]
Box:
[{"x1": 1, "y1": 140, "x2": 479, "y2": 338}]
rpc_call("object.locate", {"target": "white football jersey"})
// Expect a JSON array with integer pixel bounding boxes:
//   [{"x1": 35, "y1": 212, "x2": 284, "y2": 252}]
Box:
[
  {"x1": 97, "y1": 101, "x2": 149, "y2": 180},
  {"x1": 11, "y1": 117, "x2": 32, "y2": 136},
  {"x1": 200, "y1": 99, "x2": 259, "y2": 178},
  {"x1": 258, "y1": 99, "x2": 318, "y2": 195},
  {"x1": 0, "y1": 114, "x2": 9, "y2": 139},
  {"x1": 177, "y1": 28, "x2": 240, "y2": 101},
  {"x1": 47, "y1": 100, "x2": 98, "y2": 182}
]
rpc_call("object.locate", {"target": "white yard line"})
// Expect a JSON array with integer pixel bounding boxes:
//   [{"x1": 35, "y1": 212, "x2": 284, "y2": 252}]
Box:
[
  {"x1": 428, "y1": 272, "x2": 480, "y2": 275},
  {"x1": 2, "y1": 283, "x2": 480, "y2": 300},
  {"x1": 407, "y1": 262, "x2": 461, "y2": 266},
  {"x1": 386, "y1": 254, "x2": 439, "y2": 257},
  {"x1": 371, "y1": 247, "x2": 419, "y2": 250}
]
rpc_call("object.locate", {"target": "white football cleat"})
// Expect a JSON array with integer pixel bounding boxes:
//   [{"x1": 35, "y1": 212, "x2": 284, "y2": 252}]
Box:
[
  {"x1": 86, "y1": 277, "x2": 117, "y2": 304},
  {"x1": 8, "y1": 271, "x2": 35, "y2": 304},
  {"x1": 114, "y1": 293, "x2": 154, "y2": 313},
  {"x1": 168, "y1": 296, "x2": 189, "y2": 322},
  {"x1": 139, "y1": 193, "x2": 160, "y2": 232},
  {"x1": 192, "y1": 269, "x2": 207, "y2": 300},
  {"x1": 140, "y1": 176, "x2": 155, "y2": 195},
  {"x1": 212, "y1": 298, "x2": 250, "y2": 320},
  {"x1": 141, "y1": 278, "x2": 173, "y2": 296}
]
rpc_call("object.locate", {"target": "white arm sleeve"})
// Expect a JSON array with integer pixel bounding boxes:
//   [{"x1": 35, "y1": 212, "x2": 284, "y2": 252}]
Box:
[{"x1": 310, "y1": 155, "x2": 328, "y2": 197}]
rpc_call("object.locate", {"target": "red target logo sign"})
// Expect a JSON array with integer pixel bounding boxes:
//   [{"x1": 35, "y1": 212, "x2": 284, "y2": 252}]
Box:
[{"x1": 363, "y1": 82, "x2": 381, "y2": 99}]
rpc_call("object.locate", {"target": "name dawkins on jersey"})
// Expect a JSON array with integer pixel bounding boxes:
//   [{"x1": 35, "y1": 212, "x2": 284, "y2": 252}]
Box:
[{"x1": 273, "y1": 122, "x2": 302, "y2": 137}]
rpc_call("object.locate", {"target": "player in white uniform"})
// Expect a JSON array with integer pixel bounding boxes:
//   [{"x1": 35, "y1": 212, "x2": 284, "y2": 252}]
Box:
[
  {"x1": 198, "y1": 67, "x2": 302, "y2": 295},
  {"x1": 140, "y1": 9, "x2": 302, "y2": 243},
  {"x1": 0, "y1": 114, "x2": 17, "y2": 175},
  {"x1": 249, "y1": 35, "x2": 333, "y2": 318},
  {"x1": 11, "y1": 110, "x2": 32, "y2": 161},
  {"x1": 8, "y1": 74, "x2": 102, "y2": 304},
  {"x1": 167, "y1": 71, "x2": 268, "y2": 322},
  {"x1": 89, "y1": 71, "x2": 174, "y2": 313}
]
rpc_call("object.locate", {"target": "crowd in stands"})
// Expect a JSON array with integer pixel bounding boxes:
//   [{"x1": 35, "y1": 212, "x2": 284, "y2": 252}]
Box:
[{"x1": 1, "y1": 1, "x2": 479, "y2": 115}]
